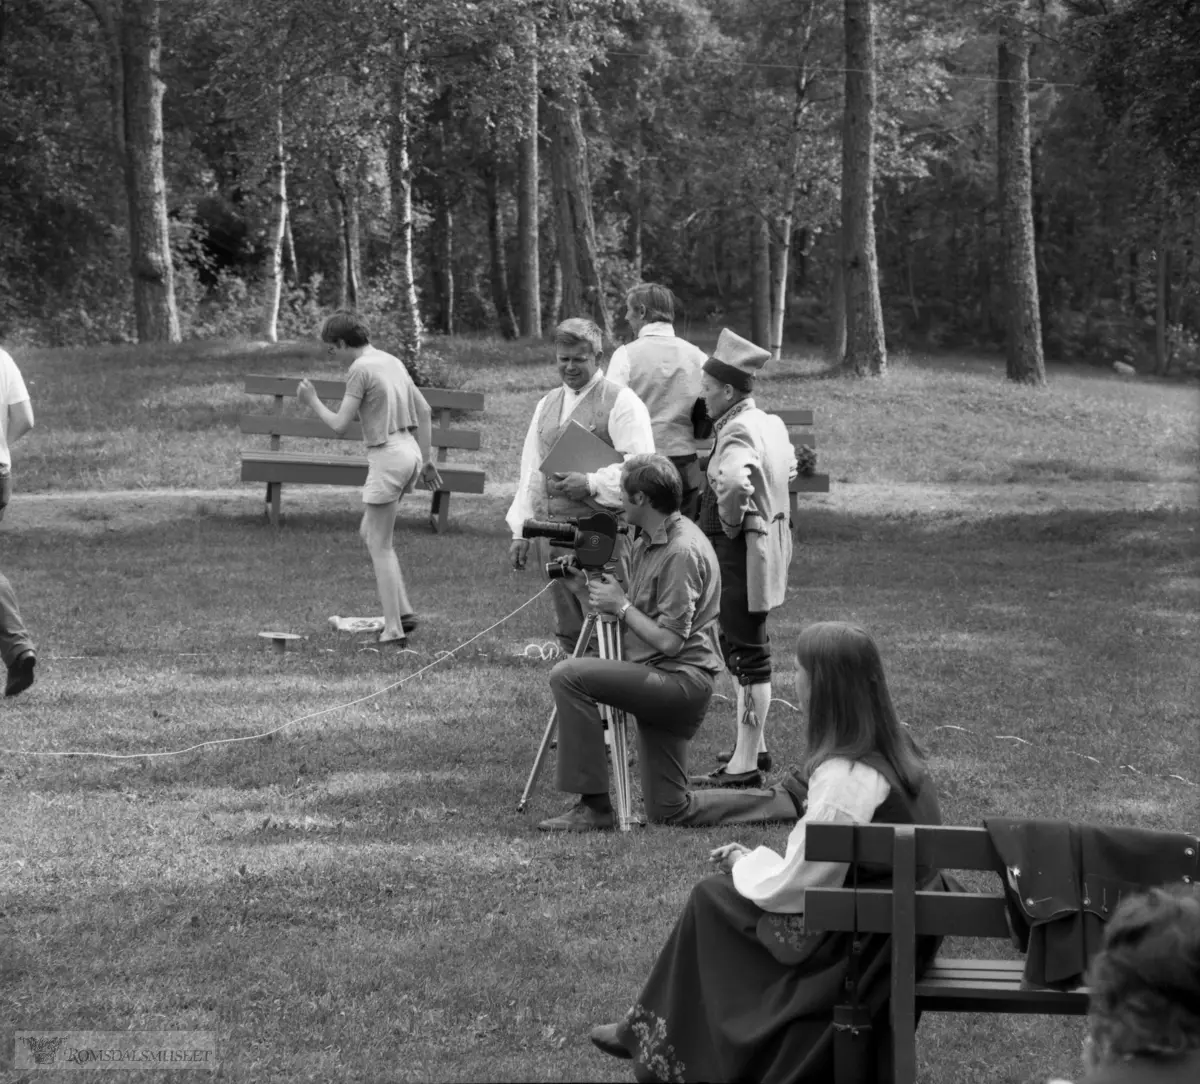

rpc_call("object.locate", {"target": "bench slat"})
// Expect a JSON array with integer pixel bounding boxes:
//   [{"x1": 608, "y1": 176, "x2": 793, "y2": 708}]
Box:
[
  {"x1": 807, "y1": 822, "x2": 1001, "y2": 871},
  {"x1": 915, "y1": 981, "x2": 1089, "y2": 1014},
  {"x1": 240, "y1": 452, "x2": 486, "y2": 494},
  {"x1": 924, "y1": 959, "x2": 1025, "y2": 977},
  {"x1": 243, "y1": 375, "x2": 484, "y2": 411},
  {"x1": 804, "y1": 887, "x2": 1012, "y2": 939},
  {"x1": 239, "y1": 415, "x2": 481, "y2": 450},
  {"x1": 790, "y1": 474, "x2": 830, "y2": 494},
  {"x1": 767, "y1": 408, "x2": 815, "y2": 426}
]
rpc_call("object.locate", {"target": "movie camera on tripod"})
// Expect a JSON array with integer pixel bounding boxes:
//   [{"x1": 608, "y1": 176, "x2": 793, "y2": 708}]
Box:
[{"x1": 521, "y1": 511, "x2": 623, "y2": 580}]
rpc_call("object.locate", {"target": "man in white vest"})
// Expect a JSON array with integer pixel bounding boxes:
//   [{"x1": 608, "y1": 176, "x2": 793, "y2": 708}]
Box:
[
  {"x1": 691, "y1": 329, "x2": 797, "y2": 788},
  {"x1": 506, "y1": 318, "x2": 655, "y2": 654},
  {"x1": 606, "y1": 284, "x2": 708, "y2": 521}
]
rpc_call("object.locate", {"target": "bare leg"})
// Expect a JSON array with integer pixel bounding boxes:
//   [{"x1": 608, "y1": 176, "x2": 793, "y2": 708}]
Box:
[{"x1": 360, "y1": 501, "x2": 411, "y2": 639}]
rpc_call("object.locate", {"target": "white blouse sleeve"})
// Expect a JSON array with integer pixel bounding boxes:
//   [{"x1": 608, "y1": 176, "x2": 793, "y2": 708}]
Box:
[
  {"x1": 730, "y1": 759, "x2": 892, "y2": 914},
  {"x1": 504, "y1": 397, "x2": 548, "y2": 538},
  {"x1": 587, "y1": 387, "x2": 656, "y2": 507}
]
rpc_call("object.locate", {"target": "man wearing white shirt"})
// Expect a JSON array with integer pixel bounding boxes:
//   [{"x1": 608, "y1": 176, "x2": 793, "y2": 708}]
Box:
[
  {"x1": 0, "y1": 346, "x2": 37, "y2": 697},
  {"x1": 606, "y1": 284, "x2": 708, "y2": 521},
  {"x1": 506, "y1": 318, "x2": 655, "y2": 654}
]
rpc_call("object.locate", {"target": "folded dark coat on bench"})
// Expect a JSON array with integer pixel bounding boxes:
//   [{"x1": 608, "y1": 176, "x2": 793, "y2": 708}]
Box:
[{"x1": 984, "y1": 818, "x2": 1200, "y2": 990}]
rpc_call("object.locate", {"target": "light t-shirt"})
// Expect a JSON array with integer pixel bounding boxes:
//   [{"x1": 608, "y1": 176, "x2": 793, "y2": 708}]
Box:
[
  {"x1": 0, "y1": 348, "x2": 31, "y2": 470},
  {"x1": 343, "y1": 347, "x2": 422, "y2": 448}
]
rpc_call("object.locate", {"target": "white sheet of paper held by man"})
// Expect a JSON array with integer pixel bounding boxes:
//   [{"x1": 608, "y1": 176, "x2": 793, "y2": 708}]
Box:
[{"x1": 538, "y1": 419, "x2": 624, "y2": 476}]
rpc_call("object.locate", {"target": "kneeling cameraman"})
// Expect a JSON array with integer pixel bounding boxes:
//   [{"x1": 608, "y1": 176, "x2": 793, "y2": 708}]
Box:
[{"x1": 539, "y1": 454, "x2": 737, "y2": 831}]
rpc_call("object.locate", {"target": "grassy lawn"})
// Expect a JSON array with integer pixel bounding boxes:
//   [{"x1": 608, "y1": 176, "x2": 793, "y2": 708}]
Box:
[{"x1": 1, "y1": 337, "x2": 1197, "y2": 1083}]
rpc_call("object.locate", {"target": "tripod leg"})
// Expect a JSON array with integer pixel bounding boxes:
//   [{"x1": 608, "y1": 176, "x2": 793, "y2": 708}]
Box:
[
  {"x1": 517, "y1": 611, "x2": 598, "y2": 813},
  {"x1": 597, "y1": 616, "x2": 635, "y2": 832}
]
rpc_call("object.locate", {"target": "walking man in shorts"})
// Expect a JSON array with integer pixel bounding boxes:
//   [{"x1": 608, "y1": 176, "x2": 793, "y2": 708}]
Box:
[{"x1": 298, "y1": 311, "x2": 443, "y2": 646}]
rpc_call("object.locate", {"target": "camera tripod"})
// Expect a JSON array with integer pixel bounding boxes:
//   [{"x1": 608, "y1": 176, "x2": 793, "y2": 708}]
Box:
[{"x1": 516, "y1": 607, "x2": 636, "y2": 832}]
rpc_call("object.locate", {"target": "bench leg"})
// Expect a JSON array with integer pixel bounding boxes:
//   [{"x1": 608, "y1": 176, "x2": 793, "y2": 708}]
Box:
[
  {"x1": 429, "y1": 490, "x2": 449, "y2": 533},
  {"x1": 265, "y1": 482, "x2": 282, "y2": 528}
]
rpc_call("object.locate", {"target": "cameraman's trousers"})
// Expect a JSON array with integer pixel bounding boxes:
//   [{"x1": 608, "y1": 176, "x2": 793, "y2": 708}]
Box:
[{"x1": 549, "y1": 657, "x2": 797, "y2": 827}]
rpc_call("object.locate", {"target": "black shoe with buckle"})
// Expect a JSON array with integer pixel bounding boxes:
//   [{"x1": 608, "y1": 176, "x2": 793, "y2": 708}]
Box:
[
  {"x1": 589, "y1": 1023, "x2": 631, "y2": 1060},
  {"x1": 716, "y1": 749, "x2": 773, "y2": 771},
  {"x1": 5, "y1": 651, "x2": 35, "y2": 697},
  {"x1": 688, "y1": 766, "x2": 764, "y2": 790}
]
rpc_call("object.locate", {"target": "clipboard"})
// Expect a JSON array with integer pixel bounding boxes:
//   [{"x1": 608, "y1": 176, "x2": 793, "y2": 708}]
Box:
[{"x1": 539, "y1": 420, "x2": 623, "y2": 476}]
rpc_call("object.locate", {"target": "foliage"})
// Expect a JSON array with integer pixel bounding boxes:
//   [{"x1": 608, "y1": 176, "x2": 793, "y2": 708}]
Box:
[{"x1": 0, "y1": 0, "x2": 1198, "y2": 368}]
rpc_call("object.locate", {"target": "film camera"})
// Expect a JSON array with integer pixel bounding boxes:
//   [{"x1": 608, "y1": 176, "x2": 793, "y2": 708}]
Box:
[{"x1": 522, "y1": 511, "x2": 621, "y2": 580}]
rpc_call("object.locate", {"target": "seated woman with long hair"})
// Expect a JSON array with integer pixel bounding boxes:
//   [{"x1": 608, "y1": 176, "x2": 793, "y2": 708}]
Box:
[{"x1": 588, "y1": 621, "x2": 956, "y2": 1083}]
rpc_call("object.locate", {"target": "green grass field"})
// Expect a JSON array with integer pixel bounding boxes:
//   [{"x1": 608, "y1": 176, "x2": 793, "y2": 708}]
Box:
[{"x1": 1, "y1": 337, "x2": 1197, "y2": 1082}]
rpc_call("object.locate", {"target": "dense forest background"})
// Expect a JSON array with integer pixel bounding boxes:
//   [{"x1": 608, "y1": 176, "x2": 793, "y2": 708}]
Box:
[{"x1": 1, "y1": 0, "x2": 1197, "y2": 378}]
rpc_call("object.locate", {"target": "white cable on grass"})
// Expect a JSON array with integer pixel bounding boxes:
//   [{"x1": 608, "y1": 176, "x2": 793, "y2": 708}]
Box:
[{"x1": 1, "y1": 584, "x2": 554, "y2": 762}]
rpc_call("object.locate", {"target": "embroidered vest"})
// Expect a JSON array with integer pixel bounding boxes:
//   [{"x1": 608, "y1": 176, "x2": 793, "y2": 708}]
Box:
[
  {"x1": 622, "y1": 336, "x2": 704, "y2": 456},
  {"x1": 537, "y1": 377, "x2": 621, "y2": 519}
]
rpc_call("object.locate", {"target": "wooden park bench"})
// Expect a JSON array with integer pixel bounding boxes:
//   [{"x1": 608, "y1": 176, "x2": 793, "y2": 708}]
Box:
[
  {"x1": 238, "y1": 375, "x2": 486, "y2": 531},
  {"x1": 765, "y1": 407, "x2": 831, "y2": 528},
  {"x1": 804, "y1": 822, "x2": 1090, "y2": 1084}
]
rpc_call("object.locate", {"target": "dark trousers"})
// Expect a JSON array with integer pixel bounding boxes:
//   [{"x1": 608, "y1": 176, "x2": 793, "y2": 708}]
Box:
[
  {"x1": 0, "y1": 469, "x2": 34, "y2": 667},
  {"x1": 669, "y1": 455, "x2": 703, "y2": 523},
  {"x1": 707, "y1": 530, "x2": 772, "y2": 685},
  {"x1": 549, "y1": 658, "x2": 798, "y2": 826}
]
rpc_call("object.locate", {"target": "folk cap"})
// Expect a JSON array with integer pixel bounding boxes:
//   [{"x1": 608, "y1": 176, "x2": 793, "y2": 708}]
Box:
[{"x1": 702, "y1": 328, "x2": 770, "y2": 392}]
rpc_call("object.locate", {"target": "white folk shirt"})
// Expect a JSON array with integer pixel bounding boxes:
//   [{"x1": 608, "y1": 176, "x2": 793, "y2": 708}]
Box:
[
  {"x1": 505, "y1": 370, "x2": 655, "y2": 539},
  {"x1": 605, "y1": 321, "x2": 677, "y2": 388},
  {"x1": 0, "y1": 348, "x2": 32, "y2": 470},
  {"x1": 731, "y1": 758, "x2": 891, "y2": 914}
]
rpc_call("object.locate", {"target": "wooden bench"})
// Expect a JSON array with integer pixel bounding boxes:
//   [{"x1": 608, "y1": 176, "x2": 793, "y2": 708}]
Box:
[
  {"x1": 766, "y1": 407, "x2": 831, "y2": 528},
  {"x1": 239, "y1": 375, "x2": 486, "y2": 531},
  {"x1": 804, "y1": 822, "x2": 1090, "y2": 1084}
]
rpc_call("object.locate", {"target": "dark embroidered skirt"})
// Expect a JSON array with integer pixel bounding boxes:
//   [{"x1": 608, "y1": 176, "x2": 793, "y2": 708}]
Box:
[{"x1": 614, "y1": 873, "x2": 938, "y2": 1084}]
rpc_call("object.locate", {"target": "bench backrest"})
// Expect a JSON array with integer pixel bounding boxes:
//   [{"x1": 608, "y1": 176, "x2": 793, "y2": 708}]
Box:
[
  {"x1": 805, "y1": 822, "x2": 1010, "y2": 939},
  {"x1": 764, "y1": 406, "x2": 830, "y2": 498},
  {"x1": 240, "y1": 375, "x2": 484, "y2": 460}
]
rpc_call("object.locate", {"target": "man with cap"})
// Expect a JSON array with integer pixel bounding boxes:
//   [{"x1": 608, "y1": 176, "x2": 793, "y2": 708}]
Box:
[
  {"x1": 692, "y1": 329, "x2": 797, "y2": 787},
  {"x1": 506, "y1": 317, "x2": 655, "y2": 656},
  {"x1": 605, "y1": 283, "x2": 708, "y2": 521}
]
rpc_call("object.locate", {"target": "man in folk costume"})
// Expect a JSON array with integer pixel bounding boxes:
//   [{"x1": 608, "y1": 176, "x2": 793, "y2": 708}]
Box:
[
  {"x1": 506, "y1": 317, "x2": 655, "y2": 655},
  {"x1": 692, "y1": 328, "x2": 797, "y2": 788},
  {"x1": 605, "y1": 283, "x2": 709, "y2": 521}
]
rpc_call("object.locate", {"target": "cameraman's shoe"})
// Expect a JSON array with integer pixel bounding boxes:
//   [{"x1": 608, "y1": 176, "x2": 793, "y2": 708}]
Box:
[
  {"x1": 716, "y1": 749, "x2": 773, "y2": 772},
  {"x1": 537, "y1": 801, "x2": 613, "y2": 832},
  {"x1": 4, "y1": 651, "x2": 35, "y2": 697},
  {"x1": 688, "y1": 766, "x2": 764, "y2": 790}
]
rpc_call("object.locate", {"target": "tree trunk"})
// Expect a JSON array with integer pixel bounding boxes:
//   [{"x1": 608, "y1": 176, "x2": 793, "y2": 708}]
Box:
[
  {"x1": 769, "y1": 5, "x2": 816, "y2": 360},
  {"x1": 997, "y1": 17, "x2": 1046, "y2": 385},
  {"x1": 283, "y1": 206, "x2": 298, "y2": 285},
  {"x1": 752, "y1": 214, "x2": 771, "y2": 348},
  {"x1": 333, "y1": 170, "x2": 362, "y2": 311},
  {"x1": 841, "y1": 0, "x2": 886, "y2": 375},
  {"x1": 1156, "y1": 223, "x2": 1172, "y2": 375},
  {"x1": 119, "y1": 0, "x2": 179, "y2": 343},
  {"x1": 486, "y1": 165, "x2": 519, "y2": 340},
  {"x1": 827, "y1": 225, "x2": 847, "y2": 363},
  {"x1": 544, "y1": 90, "x2": 611, "y2": 339},
  {"x1": 259, "y1": 89, "x2": 287, "y2": 342},
  {"x1": 516, "y1": 24, "x2": 541, "y2": 338},
  {"x1": 550, "y1": 258, "x2": 563, "y2": 327},
  {"x1": 389, "y1": 24, "x2": 422, "y2": 370}
]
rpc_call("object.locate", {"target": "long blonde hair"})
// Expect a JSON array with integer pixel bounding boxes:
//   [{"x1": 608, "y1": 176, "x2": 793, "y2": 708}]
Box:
[{"x1": 797, "y1": 622, "x2": 925, "y2": 792}]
